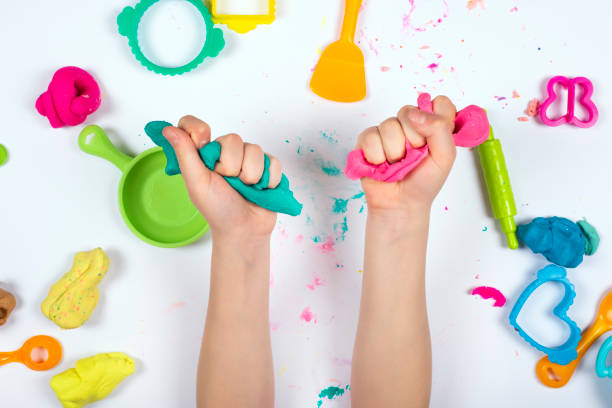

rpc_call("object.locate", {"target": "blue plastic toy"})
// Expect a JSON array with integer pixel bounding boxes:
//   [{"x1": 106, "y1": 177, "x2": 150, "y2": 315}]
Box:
[
  {"x1": 509, "y1": 264, "x2": 581, "y2": 365},
  {"x1": 517, "y1": 217, "x2": 588, "y2": 268},
  {"x1": 144, "y1": 121, "x2": 303, "y2": 216},
  {"x1": 596, "y1": 336, "x2": 612, "y2": 378}
]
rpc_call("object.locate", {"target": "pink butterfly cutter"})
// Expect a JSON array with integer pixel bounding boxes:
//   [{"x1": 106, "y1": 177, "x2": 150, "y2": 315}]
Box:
[{"x1": 539, "y1": 76, "x2": 598, "y2": 128}]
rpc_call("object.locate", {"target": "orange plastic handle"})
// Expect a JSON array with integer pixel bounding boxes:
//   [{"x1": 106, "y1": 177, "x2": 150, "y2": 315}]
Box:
[
  {"x1": 340, "y1": 0, "x2": 362, "y2": 43},
  {"x1": 0, "y1": 335, "x2": 62, "y2": 371},
  {"x1": 536, "y1": 290, "x2": 612, "y2": 388}
]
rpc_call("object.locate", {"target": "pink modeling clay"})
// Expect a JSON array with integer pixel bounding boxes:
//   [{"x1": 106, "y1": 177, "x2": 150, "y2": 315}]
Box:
[
  {"x1": 345, "y1": 93, "x2": 489, "y2": 182},
  {"x1": 539, "y1": 76, "x2": 598, "y2": 128},
  {"x1": 471, "y1": 286, "x2": 506, "y2": 307},
  {"x1": 36, "y1": 67, "x2": 101, "y2": 128}
]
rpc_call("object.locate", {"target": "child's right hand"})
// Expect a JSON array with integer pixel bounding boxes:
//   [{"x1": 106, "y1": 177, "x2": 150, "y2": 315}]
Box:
[
  {"x1": 355, "y1": 95, "x2": 457, "y2": 217},
  {"x1": 163, "y1": 115, "x2": 283, "y2": 240}
]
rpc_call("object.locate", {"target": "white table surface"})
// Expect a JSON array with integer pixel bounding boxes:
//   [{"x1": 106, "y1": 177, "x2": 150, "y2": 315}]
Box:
[{"x1": 1, "y1": 0, "x2": 611, "y2": 406}]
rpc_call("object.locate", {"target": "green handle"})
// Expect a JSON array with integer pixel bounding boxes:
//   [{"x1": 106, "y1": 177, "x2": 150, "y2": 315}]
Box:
[
  {"x1": 477, "y1": 126, "x2": 519, "y2": 250},
  {"x1": 340, "y1": 0, "x2": 362, "y2": 43},
  {"x1": 78, "y1": 125, "x2": 133, "y2": 172}
]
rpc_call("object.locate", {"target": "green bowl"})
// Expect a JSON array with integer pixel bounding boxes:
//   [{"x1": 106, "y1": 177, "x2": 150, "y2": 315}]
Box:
[{"x1": 79, "y1": 125, "x2": 209, "y2": 247}]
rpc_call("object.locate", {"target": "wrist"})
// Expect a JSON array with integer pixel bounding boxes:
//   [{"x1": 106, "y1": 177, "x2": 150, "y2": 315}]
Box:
[
  {"x1": 367, "y1": 206, "x2": 430, "y2": 240},
  {"x1": 212, "y1": 231, "x2": 271, "y2": 266}
]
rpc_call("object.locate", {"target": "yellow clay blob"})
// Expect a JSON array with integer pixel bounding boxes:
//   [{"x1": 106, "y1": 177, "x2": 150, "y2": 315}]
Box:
[
  {"x1": 41, "y1": 248, "x2": 109, "y2": 329},
  {"x1": 50, "y1": 352, "x2": 135, "y2": 408}
]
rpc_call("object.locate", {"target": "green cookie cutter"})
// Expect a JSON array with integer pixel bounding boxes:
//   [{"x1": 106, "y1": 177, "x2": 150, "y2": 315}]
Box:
[{"x1": 117, "y1": 0, "x2": 225, "y2": 76}]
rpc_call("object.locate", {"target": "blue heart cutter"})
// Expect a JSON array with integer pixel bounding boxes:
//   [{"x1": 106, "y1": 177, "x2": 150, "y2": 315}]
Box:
[
  {"x1": 596, "y1": 336, "x2": 612, "y2": 378},
  {"x1": 509, "y1": 264, "x2": 581, "y2": 365}
]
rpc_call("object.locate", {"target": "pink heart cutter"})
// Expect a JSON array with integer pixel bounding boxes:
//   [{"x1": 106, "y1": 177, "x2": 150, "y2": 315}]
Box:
[{"x1": 539, "y1": 76, "x2": 598, "y2": 128}]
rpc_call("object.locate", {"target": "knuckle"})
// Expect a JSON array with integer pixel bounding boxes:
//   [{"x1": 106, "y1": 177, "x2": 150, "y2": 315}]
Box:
[
  {"x1": 178, "y1": 115, "x2": 196, "y2": 126},
  {"x1": 226, "y1": 133, "x2": 242, "y2": 145},
  {"x1": 397, "y1": 105, "x2": 413, "y2": 120},
  {"x1": 431, "y1": 117, "x2": 452, "y2": 133},
  {"x1": 361, "y1": 128, "x2": 381, "y2": 150},
  {"x1": 246, "y1": 143, "x2": 264, "y2": 157},
  {"x1": 269, "y1": 155, "x2": 282, "y2": 174},
  {"x1": 380, "y1": 117, "x2": 399, "y2": 129}
]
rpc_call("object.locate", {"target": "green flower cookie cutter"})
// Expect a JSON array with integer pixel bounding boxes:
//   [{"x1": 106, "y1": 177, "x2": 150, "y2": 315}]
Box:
[{"x1": 117, "y1": 0, "x2": 225, "y2": 76}]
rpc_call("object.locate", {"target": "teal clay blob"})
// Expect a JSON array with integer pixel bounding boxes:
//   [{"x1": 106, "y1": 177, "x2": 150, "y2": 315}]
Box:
[
  {"x1": 577, "y1": 219, "x2": 600, "y2": 256},
  {"x1": 145, "y1": 121, "x2": 303, "y2": 216},
  {"x1": 316, "y1": 385, "x2": 350, "y2": 407},
  {"x1": 117, "y1": 0, "x2": 225, "y2": 76}
]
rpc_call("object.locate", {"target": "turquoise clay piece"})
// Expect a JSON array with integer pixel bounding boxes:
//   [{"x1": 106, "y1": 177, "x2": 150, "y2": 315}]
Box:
[
  {"x1": 577, "y1": 219, "x2": 600, "y2": 256},
  {"x1": 117, "y1": 0, "x2": 225, "y2": 76},
  {"x1": 517, "y1": 217, "x2": 586, "y2": 268},
  {"x1": 145, "y1": 121, "x2": 303, "y2": 216}
]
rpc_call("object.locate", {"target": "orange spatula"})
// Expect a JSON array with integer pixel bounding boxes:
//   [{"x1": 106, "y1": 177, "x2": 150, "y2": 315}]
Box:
[{"x1": 310, "y1": 0, "x2": 366, "y2": 103}]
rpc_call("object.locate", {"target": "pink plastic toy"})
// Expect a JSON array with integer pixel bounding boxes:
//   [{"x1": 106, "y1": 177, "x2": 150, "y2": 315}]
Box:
[
  {"x1": 539, "y1": 76, "x2": 598, "y2": 128},
  {"x1": 345, "y1": 93, "x2": 489, "y2": 182},
  {"x1": 471, "y1": 286, "x2": 506, "y2": 307},
  {"x1": 36, "y1": 67, "x2": 101, "y2": 128}
]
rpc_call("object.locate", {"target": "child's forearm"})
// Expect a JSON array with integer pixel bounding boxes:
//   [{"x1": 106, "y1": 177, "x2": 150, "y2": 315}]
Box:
[
  {"x1": 197, "y1": 233, "x2": 274, "y2": 408},
  {"x1": 351, "y1": 208, "x2": 432, "y2": 408}
]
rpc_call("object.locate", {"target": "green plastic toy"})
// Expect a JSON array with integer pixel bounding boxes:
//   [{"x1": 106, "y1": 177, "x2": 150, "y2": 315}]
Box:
[
  {"x1": 144, "y1": 121, "x2": 303, "y2": 216},
  {"x1": 117, "y1": 0, "x2": 225, "y2": 76},
  {"x1": 477, "y1": 125, "x2": 519, "y2": 249},
  {"x1": 78, "y1": 125, "x2": 209, "y2": 248},
  {"x1": 0, "y1": 144, "x2": 7, "y2": 166}
]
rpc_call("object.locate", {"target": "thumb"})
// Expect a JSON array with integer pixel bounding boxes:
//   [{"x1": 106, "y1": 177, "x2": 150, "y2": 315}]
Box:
[
  {"x1": 162, "y1": 126, "x2": 211, "y2": 193},
  {"x1": 405, "y1": 96, "x2": 456, "y2": 171}
]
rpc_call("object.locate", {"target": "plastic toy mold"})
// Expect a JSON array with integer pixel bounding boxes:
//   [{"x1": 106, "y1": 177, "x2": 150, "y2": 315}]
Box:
[
  {"x1": 509, "y1": 264, "x2": 581, "y2": 365},
  {"x1": 539, "y1": 76, "x2": 598, "y2": 128},
  {"x1": 210, "y1": 0, "x2": 275, "y2": 33},
  {"x1": 596, "y1": 337, "x2": 612, "y2": 378},
  {"x1": 117, "y1": 0, "x2": 225, "y2": 75}
]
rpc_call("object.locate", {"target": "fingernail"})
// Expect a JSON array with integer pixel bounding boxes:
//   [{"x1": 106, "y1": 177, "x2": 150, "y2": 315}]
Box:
[{"x1": 408, "y1": 109, "x2": 426, "y2": 124}]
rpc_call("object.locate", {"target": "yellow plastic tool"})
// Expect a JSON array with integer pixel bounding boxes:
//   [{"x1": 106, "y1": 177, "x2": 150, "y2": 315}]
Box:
[
  {"x1": 536, "y1": 290, "x2": 612, "y2": 388},
  {"x1": 310, "y1": 0, "x2": 366, "y2": 103},
  {"x1": 210, "y1": 0, "x2": 275, "y2": 33}
]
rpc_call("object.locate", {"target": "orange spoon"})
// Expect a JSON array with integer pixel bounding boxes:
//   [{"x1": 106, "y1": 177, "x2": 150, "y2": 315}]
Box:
[
  {"x1": 536, "y1": 290, "x2": 612, "y2": 388},
  {"x1": 0, "y1": 335, "x2": 62, "y2": 371}
]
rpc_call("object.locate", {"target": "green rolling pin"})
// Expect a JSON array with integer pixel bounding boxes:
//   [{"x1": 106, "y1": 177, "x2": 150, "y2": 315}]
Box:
[{"x1": 477, "y1": 125, "x2": 519, "y2": 249}]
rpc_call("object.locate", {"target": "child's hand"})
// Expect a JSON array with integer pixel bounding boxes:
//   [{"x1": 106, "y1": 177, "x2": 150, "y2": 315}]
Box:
[
  {"x1": 163, "y1": 116, "x2": 282, "y2": 240},
  {"x1": 356, "y1": 95, "x2": 457, "y2": 216}
]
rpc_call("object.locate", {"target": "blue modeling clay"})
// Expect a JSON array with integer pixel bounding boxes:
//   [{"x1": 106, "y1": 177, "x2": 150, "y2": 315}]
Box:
[
  {"x1": 509, "y1": 264, "x2": 581, "y2": 365},
  {"x1": 516, "y1": 217, "x2": 586, "y2": 268},
  {"x1": 596, "y1": 336, "x2": 612, "y2": 378},
  {"x1": 144, "y1": 121, "x2": 303, "y2": 216}
]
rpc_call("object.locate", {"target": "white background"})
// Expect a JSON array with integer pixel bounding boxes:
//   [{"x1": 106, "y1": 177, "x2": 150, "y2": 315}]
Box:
[{"x1": 1, "y1": 0, "x2": 611, "y2": 407}]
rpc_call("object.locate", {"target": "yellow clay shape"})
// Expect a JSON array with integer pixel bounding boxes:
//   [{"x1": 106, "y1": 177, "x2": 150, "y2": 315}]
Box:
[
  {"x1": 41, "y1": 248, "x2": 109, "y2": 329},
  {"x1": 50, "y1": 352, "x2": 135, "y2": 408}
]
